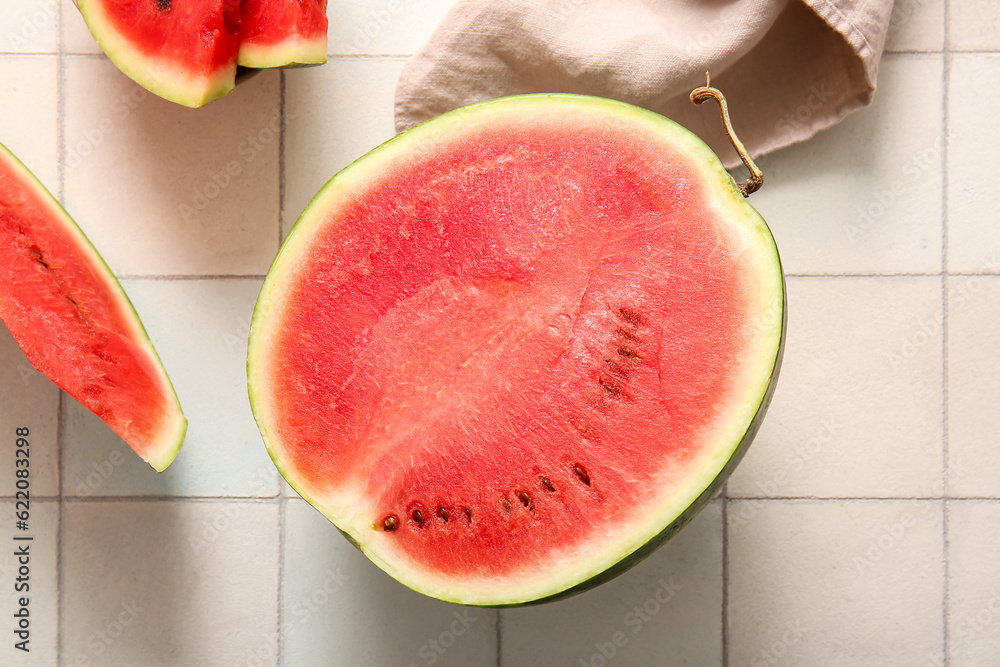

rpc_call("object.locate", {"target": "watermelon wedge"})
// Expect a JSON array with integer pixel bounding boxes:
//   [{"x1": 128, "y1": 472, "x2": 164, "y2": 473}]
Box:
[
  {"x1": 238, "y1": 0, "x2": 328, "y2": 68},
  {"x1": 248, "y1": 94, "x2": 785, "y2": 605},
  {"x1": 77, "y1": 0, "x2": 242, "y2": 108},
  {"x1": 0, "y1": 142, "x2": 186, "y2": 472}
]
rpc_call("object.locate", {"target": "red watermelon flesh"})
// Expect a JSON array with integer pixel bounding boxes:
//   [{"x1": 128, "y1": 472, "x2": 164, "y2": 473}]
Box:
[
  {"x1": 238, "y1": 0, "x2": 328, "y2": 68},
  {"x1": 0, "y1": 142, "x2": 186, "y2": 472},
  {"x1": 78, "y1": 0, "x2": 242, "y2": 108},
  {"x1": 249, "y1": 95, "x2": 784, "y2": 605}
]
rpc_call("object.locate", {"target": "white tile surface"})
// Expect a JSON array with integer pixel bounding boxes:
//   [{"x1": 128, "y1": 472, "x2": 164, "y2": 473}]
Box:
[
  {"x1": 328, "y1": 0, "x2": 458, "y2": 55},
  {"x1": 728, "y1": 500, "x2": 944, "y2": 666},
  {"x1": 949, "y1": 0, "x2": 1000, "y2": 51},
  {"x1": 63, "y1": 57, "x2": 281, "y2": 276},
  {"x1": 0, "y1": 501, "x2": 57, "y2": 666},
  {"x1": 61, "y1": 0, "x2": 103, "y2": 55},
  {"x1": 0, "y1": 1, "x2": 997, "y2": 664},
  {"x1": 502, "y1": 502, "x2": 722, "y2": 666},
  {"x1": 0, "y1": 55, "x2": 59, "y2": 195},
  {"x1": 62, "y1": 500, "x2": 279, "y2": 665},
  {"x1": 283, "y1": 58, "x2": 403, "y2": 235},
  {"x1": 0, "y1": 0, "x2": 59, "y2": 54},
  {"x1": 948, "y1": 55, "x2": 1000, "y2": 274},
  {"x1": 948, "y1": 501, "x2": 1000, "y2": 666},
  {"x1": 728, "y1": 277, "x2": 944, "y2": 499},
  {"x1": 947, "y1": 276, "x2": 1000, "y2": 497},
  {"x1": 282, "y1": 498, "x2": 498, "y2": 666},
  {"x1": 0, "y1": 324, "x2": 60, "y2": 498},
  {"x1": 750, "y1": 55, "x2": 943, "y2": 275},
  {"x1": 884, "y1": 0, "x2": 945, "y2": 52},
  {"x1": 62, "y1": 278, "x2": 279, "y2": 498}
]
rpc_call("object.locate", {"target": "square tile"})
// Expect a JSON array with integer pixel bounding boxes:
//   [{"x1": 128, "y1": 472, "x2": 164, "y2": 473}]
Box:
[
  {"x1": 0, "y1": 501, "x2": 57, "y2": 666},
  {"x1": 727, "y1": 277, "x2": 944, "y2": 499},
  {"x1": 750, "y1": 54, "x2": 943, "y2": 275},
  {"x1": 0, "y1": 324, "x2": 60, "y2": 498},
  {"x1": 947, "y1": 276, "x2": 1000, "y2": 497},
  {"x1": 63, "y1": 57, "x2": 281, "y2": 276},
  {"x1": 0, "y1": 0, "x2": 59, "y2": 54},
  {"x1": 884, "y1": 0, "x2": 944, "y2": 52},
  {"x1": 728, "y1": 500, "x2": 943, "y2": 666},
  {"x1": 62, "y1": 500, "x2": 279, "y2": 666},
  {"x1": 948, "y1": 55, "x2": 1000, "y2": 274},
  {"x1": 283, "y1": 58, "x2": 403, "y2": 236},
  {"x1": 61, "y1": 0, "x2": 103, "y2": 55},
  {"x1": 502, "y1": 502, "x2": 723, "y2": 667},
  {"x1": 329, "y1": 0, "x2": 458, "y2": 55},
  {"x1": 949, "y1": 0, "x2": 1000, "y2": 51},
  {"x1": 282, "y1": 498, "x2": 498, "y2": 666},
  {"x1": 948, "y1": 501, "x2": 1000, "y2": 666},
  {"x1": 0, "y1": 55, "x2": 59, "y2": 195},
  {"x1": 62, "y1": 278, "x2": 280, "y2": 498}
]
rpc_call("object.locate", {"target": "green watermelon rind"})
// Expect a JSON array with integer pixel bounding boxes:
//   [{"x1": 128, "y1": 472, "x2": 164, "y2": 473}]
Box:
[
  {"x1": 0, "y1": 142, "x2": 187, "y2": 472},
  {"x1": 248, "y1": 93, "x2": 785, "y2": 606},
  {"x1": 77, "y1": 0, "x2": 236, "y2": 109}
]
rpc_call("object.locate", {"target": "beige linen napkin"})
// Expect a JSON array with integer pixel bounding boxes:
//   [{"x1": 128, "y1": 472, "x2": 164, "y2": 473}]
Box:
[{"x1": 395, "y1": 0, "x2": 894, "y2": 167}]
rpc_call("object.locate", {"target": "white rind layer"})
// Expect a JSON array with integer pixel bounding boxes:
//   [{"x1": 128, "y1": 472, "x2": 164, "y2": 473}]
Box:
[{"x1": 238, "y1": 36, "x2": 327, "y2": 69}]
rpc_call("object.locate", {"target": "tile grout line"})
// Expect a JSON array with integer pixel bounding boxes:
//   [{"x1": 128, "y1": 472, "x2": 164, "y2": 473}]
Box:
[
  {"x1": 61, "y1": 495, "x2": 285, "y2": 503},
  {"x1": 279, "y1": 69, "x2": 287, "y2": 248},
  {"x1": 495, "y1": 608, "x2": 503, "y2": 667},
  {"x1": 56, "y1": 393, "x2": 65, "y2": 664},
  {"x1": 721, "y1": 485, "x2": 729, "y2": 667},
  {"x1": 941, "y1": 4, "x2": 952, "y2": 662},
  {"x1": 115, "y1": 274, "x2": 268, "y2": 281},
  {"x1": 277, "y1": 494, "x2": 286, "y2": 666},
  {"x1": 277, "y1": 69, "x2": 286, "y2": 666}
]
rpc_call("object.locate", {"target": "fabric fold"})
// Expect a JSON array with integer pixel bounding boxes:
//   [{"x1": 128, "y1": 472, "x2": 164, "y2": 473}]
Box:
[{"x1": 395, "y1": 0, "x2": 894, "y2": 167}]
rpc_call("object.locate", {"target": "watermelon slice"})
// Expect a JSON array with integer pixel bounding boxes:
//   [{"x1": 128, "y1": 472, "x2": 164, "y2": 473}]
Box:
[
  {"x1": 0, "y1": 142, "x2": 186, "y2": 472},
  {"x1": 248, "y1": 94, "x2": 785, "y2": 605},
  {"x1": 77, "y1": 0, "x2": 242, "y2": 108},
  {"x1": 238, "y1": 0, "x2": 328, "y2": 68}
]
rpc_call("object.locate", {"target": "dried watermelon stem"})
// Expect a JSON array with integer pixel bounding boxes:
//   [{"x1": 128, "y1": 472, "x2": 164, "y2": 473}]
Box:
[{"x1": 690, "y1": 73, "x2": 763, "y2": 197}]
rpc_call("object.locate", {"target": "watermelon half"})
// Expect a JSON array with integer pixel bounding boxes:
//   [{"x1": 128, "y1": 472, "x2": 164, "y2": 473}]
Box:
[
  {"x1": 238, "y1": 0, "x2": 328, "y2": 68},
  {"x1": 248, "y1": 94, "x2": 785, "y2": 605},
  {"x1": 0, "y1": 142, "x2": 186, "y2": 472}
]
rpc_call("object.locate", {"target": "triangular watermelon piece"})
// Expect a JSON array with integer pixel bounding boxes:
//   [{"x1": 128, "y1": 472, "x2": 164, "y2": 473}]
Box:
[
  {"x1": 0, "y1": 142, "x2": 186, "y2": 472},
  {"x1": 77, "y1": 0, "x2": 242, "y2": 108},
  {"x1": 238, "y1": 0, "x2": 328, "y2": 68}
]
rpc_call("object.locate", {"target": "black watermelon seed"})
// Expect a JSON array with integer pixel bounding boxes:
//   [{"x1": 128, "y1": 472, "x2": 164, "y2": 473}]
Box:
[
  {"x1": 501, "y1": 498, "x2": 512, "y2": 514},
  {"x1": 463, "y1": 507, "x2": 473, "y2": 522},
  {"x1": 614, "y1": 327, "x2": 637, "y2": 340},
  {"x1": 517, "y1": 490, "x2": 532, "y2": 508},
  {"x1": 438, "y1": 507, "x2": 449, "y2": 522},
  {"x1": 573, "y1": 464, "x2": 591, "y2": 486},
  {"x1": 411, "y1": 509, "x2": 424, "y2": 525},
  {"x1": 156, "y1": 0, "x2": 172, "y2": 11},
  {"x1": 382, "y1": 516, "x2": 398, "y2": 531},
  {"x1": 617, "y1": 307, "x2": 643, "y2": 325},
  {"x1": 618, "y1": 347, "x2": 640, "y2": 359},
  {"x1": 600, "y1": 380, "x2": 620, "y2": 396},
  {"x1": 540, "y1": 477, "x2": 555, "y2": 492},
  {"x1": 29, "y1": 248, "x2": 48, "y2": 268}
]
